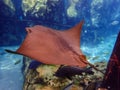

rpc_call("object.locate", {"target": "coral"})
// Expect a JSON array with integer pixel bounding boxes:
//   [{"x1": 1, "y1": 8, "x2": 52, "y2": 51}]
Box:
[
  {"x1": 23, "y1": 56, "x2": 107, "y2": 90},
  {"x1": 22, "y1": 0, "x2": 59, "y2": 17},
  {"x1": 67, "y1": 0, "x2": 79, "y2": 17},
  {"x1": 22, "y1": 0, "x2": 47, "y2": 16},
  {"x1": 3, "y1": 0, "x2": 15, "y2": 11}
]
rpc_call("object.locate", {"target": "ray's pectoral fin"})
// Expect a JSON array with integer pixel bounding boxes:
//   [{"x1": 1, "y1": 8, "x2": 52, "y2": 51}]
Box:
[{"x1": 5, "y1": 20, "x2": 88, "y2": 67}]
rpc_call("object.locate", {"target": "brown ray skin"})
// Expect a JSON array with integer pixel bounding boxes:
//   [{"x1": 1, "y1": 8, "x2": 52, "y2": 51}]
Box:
[{"x1": 16, "y1": 21, "x2": 88, "y2": 67}]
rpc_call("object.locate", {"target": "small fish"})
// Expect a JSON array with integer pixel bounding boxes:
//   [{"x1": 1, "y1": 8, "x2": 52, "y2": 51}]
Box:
[
  {"x1": 92, "y1": 56, "x2": 100, "y2": 60},
  {"x1": 103, "y1": 52, "x2": 110, "y2": 56},
  {"x1": 111, "y1": 20, "x2": 119, "y2": 25},
  {"x1": 14, "y1": 60, "x2": 21, "y2": 65}
]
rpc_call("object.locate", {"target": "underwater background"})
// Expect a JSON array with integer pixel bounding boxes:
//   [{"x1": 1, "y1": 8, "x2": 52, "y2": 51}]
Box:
[{"x1": 0, "y1": 0, "x2": 120, "y2": 90}]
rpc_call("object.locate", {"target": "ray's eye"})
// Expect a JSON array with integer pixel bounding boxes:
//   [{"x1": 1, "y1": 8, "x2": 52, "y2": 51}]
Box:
[{"x1": 26, "y1": 28, "x2": 32, "y2": 33}]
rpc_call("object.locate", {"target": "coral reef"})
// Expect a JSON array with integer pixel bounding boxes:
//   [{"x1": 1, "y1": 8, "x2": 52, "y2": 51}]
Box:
[
  {"x1": 2, "y1": 0, "x2": 15, "y2": 11},
  {"x1": 67, "y1": 0, "x2": 79, "y2": 17},
  {"x1": 22, "y1": 0, "x2": 59, "y2": 17},
  {"x1": 23, "y1": 57, "x2": 107, "y2": 90}
]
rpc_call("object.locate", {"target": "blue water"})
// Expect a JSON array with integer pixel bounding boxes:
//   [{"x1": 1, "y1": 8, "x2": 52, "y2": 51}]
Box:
[
  {"x1": 0, "y1": 46, "x2": 23, "y2": 90},
  {"x1": 0, "y1": 0, "x2": 120, "y2": 90}
]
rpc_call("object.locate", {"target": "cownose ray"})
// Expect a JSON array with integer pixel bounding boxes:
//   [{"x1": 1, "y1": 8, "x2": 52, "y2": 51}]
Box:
[{"x1": 7, "y1": 21, "x2": 88, "y2": 67}]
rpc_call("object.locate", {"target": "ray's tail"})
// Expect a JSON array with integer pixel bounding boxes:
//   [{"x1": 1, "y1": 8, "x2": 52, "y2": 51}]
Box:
[{"x1": 5, "y1": 49, "x2": 19, "y2": 54}]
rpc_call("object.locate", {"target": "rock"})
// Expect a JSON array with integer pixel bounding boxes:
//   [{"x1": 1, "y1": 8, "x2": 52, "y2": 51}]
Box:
[
  {"x1": 22, "y1": 57, "x2": 72, "y2": 90},
  {"x1": 22, "y1": 56, "x2": 107, "y2": 90}
]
